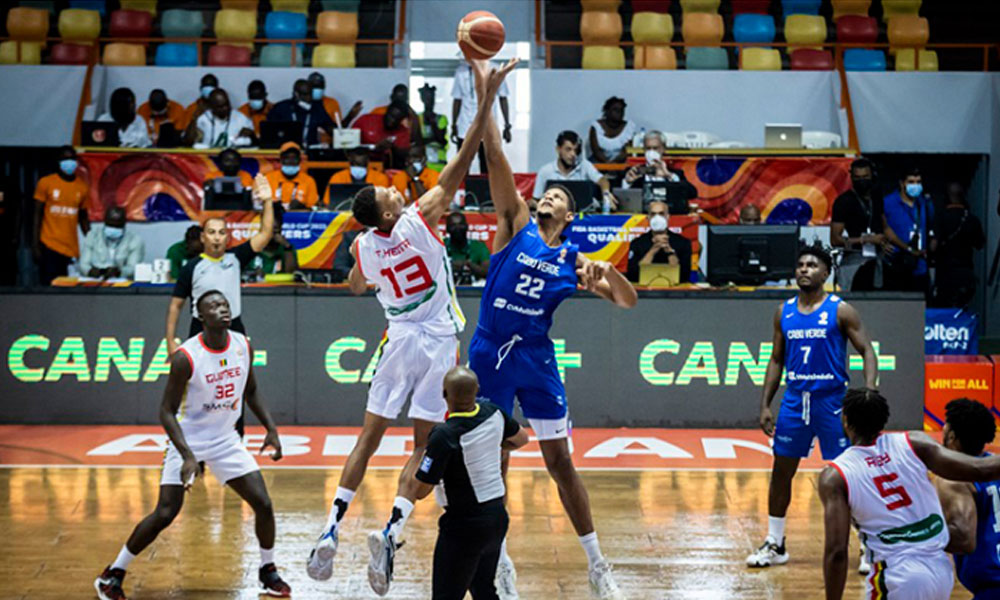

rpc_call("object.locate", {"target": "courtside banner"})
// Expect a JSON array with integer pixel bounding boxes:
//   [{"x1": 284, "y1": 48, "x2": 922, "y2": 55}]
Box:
[{"x1": 0, "y1": 292, "x2": 924, "y2": 428}]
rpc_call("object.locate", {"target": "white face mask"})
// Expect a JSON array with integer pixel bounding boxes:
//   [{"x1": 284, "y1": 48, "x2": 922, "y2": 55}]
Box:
[
  {"x1": 649, "y1": 214, "x2": 668, "y2": 232},
  {"x1": 645, "y1": 149, "x2": 661, "y2": 164}
]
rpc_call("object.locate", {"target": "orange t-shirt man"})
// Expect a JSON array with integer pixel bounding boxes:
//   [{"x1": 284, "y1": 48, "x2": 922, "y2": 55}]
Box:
[
  {"x1": 391, "y1": 168, "x2": 439, "y2": 204},
  {"x1": 137, "y1": 99, "x2": 187, "y2": 141},
  {"x1": 238, "y1": 101, "x2": 274, "y2": 136},
  {"x1": 323, "y1": 168, "x2": 390, "y2": 207},
  {"x1": 34, "y1": 173, "x2": 89, "y2": 258},
  {"x1": 265, "y1": 168, "x2": 320, "y2": 210}
]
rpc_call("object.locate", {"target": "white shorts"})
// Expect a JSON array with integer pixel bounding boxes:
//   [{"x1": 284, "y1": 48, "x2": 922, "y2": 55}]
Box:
[
  {"x1": 867, "y1": 553, "x2": 953, "y2": 600},
  {"x1": 160, "y1": 434, "x2": 259, "y2": 486},
  {"x1": 367, "y1": 328, "x2": 458, "y2": 423},
  {"x1": 528, "y1": 416, "x2": 570, "y2": 441}
]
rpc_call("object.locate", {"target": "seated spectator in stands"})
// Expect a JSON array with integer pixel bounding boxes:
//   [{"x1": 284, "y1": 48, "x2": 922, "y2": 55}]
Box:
[
  {"x1": 883, "y1": 166, "x2": 934, "y2": 294},
  {"x1": 372, "y1": 84, "x2": 419, "y2": 131},
  {"x1": 331, "y1": 229, "x2": 359, "y2": 283},
  {"x1": 99, "y1": 88, "x2": 152, "y2": 148},
  {"x1": 452, "y1": 58, "x2": 511, "y2": 174},
  {"x1": 533, "y1": 130, "x2": 614, "y2": 210},
  {"x1": 445, "y1": 212, "x2": 489, "y2": 285},
  {"x1": 932, "y1": 182, "x2": 985, "y2": 308},
  {"x1": 308, "y1": 71, "x2": 362, "y2": 126},
  {"x1": 0, "y1": 175, "x2": 21, "y2": 286},
  {"x1": 237, "y1": 80, "x2": 273, "y2": 137},
  {"x1": 166, "y1": 224, "x2": 202, "y2": 282},
  {"x1": 183, "y1": 73, "x2": 218, "y2": 134},
  {"x1": 186, "y1": 89, "x2": 254, "y2": 149},
  {"x1": 326, "y1": 147, "x2": 390, "y2": 198},
  {"x1": 626, "y1": 200, "x2": 691, "y2": 283},
  {"x1": 244, "y1": 205, "x2": 297, "y2": 281},
  {"x1": 392, "y1": 145, "x2": 439, "y2": 204},
  {"x1": 33, "y1": 146, "x2": 90, "y2": 285},
  {"x1": 739, "y1": 205, "x2": 762, "y2": 225},
  {"x1": 205, "y1": 148, "x2": 254, "y2": 188},
  {"x1": 138, "y1": 89, "x2": 186, "y2": 145},
  {"x1": 267, "y1": 79, "x2": 336, "y2": 147},
  {"x1": 79, "y1": 206, "x2": 144, "y2": 280},
  {"x1": 265, "y1": 142, "x2": 320, "y2": 211},
  {"x1": 588, "y1": 97, "x2": 636, "y2": 164},
  {"x1": 623, "y1": 132, "x2": 697, "y2": 208},
  {"x1": 418, "y1": 83, "x2": 449, "y2": 172},
  {"x1": 355, "y1": 102, "x2": 411, "y2": 168},
  {"x1": 831, "y1": 158, "x2": 886, "y2": 291}
]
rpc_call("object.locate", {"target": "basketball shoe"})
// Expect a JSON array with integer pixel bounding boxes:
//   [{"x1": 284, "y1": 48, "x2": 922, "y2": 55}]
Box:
[
  {"x1": 368, "y1": 528, "x2": 400, "y2": 596},
  {"x1": 306, "y1": 526, "x2": 338, "y2": 580},
  {"x1": 94, "y1": 566, "x2": 127, "y2": 600},
  {"x1": 745, "y1": 536, "x2": 789, "y2": 567},
  {"x1": 588, "y1": 559, "x2": 624, "y2": 599},
  {"x1": 494, "y1": 551, "x2": 519, "y2": 599},
  {"x1": 259, "y1": 563, "x2": 291, "y2": 597}
]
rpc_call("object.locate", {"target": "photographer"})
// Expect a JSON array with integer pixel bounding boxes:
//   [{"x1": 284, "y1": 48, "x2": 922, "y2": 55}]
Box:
[{"x1": 623, "y1": 131, "x2": 696, "y2": 211}]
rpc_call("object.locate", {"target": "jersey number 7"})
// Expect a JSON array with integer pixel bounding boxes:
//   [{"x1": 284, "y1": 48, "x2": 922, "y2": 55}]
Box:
[
  {"x1": 381, "y1": 256, "x2": 433, "y2": 298},
  {"x1": 873, "y1": 473, "x2": 913, "y2": 510}
]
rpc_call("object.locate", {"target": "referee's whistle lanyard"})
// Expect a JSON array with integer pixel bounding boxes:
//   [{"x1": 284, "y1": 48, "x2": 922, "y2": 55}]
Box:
[{"x1": 495, "y1": 334, "x2": 522, "y2": 370}]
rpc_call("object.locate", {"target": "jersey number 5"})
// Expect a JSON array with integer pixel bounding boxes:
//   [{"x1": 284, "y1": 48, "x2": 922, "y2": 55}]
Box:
[
  {"x1": 873, "y1": 473, "x2": 913, "y2": 510},
  {"x1": 514, "y1": 274, "x2": 545, "y2": 299},
  {"x1": 380, "y1": 256, "x2": 433, "y2": 299}
]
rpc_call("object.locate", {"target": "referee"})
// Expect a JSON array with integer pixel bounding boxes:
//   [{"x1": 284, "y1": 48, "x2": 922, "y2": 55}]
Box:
[{"x1": 414, "y1": 366, "x2": 528, "y2": 600}]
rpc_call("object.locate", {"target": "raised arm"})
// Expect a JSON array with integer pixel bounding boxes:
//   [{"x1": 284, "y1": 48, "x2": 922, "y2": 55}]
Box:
[
  {"x1": 838, "y1": 302, "x2": 878, "y2": 389},
  {"x1": 909, "y1": 431, "x2": 1000, "y2": 482},
  {"x1": 934, "y1": 477, "x2": 977, "y2": 554},
  {"x1": 243, "y1": 357, "x2": 282, "y2": 462},
  {"x1": 575, "y1": 254, "x2": 637, "y2": 308},
  {"x1": 759, "y1": 307, "x2": 785, "y2": 436},
  {"x1": 346, "y1": 236, "x2": 368, "y2": 295},
  {"x1": 248, "y1": 174, "x2": 275, "y2": 253},
  {"x1": 818, "y1": 467, "x2": 851, "y2": 600},
  {"x1": 159, "y1": 351, "x2": 199, "y2": 489}
]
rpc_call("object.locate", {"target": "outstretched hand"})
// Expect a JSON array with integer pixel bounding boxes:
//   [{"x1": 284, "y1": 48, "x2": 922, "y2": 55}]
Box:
[
  {"x1": 470, "y1": 58, "x2": 519, "y2": 102},
  {"x1": 252, "y1": 173, "x2": 273, "y2": 204}
]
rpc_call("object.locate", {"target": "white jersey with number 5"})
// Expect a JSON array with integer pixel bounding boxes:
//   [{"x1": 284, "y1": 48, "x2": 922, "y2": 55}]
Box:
[
  {"x1": 355, "y1": 203, "x2": 465, "y2": 336},
  {"x1": 831, "y1": 432, "x2": 949, "y2": 564}
]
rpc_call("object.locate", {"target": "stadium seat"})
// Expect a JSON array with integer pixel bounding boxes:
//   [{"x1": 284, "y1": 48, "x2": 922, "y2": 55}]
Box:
[
  {"x1": 265, "y1": 11, "x2": 307, "y2": 40},
  {"x1": 894, "y1": 48, "x2": 938, "y2": 71},
  {"x1": 214, "y1": 9, "x2": 257, "y2": 46},
  {"x1": 731, "y1": 0, "x2": 771, "y2": 14},
  {"x1": 58, "y1": 9, "x2": 101, "y2": 45},
  {"x1": 881, "y1": 0, "x2": 921, "y2": 23},
  {"x1": 835, "y1": 15, "x2": 877, "y2": 44},
  {"x1": 207, "y1": 44, "x2": 252, "y2": 66},
  {"x1": 109, "y1": 9, "x2": 152, "y2": 39},
  {"x1": 634, "y1": 45, "x2": 677, "y2": 69},
  {"x1": 259, "y1": 43, "x2": 304, "y2": 67},
  {"x1": 271, "y1": 0, "x2": 309, "y2": 14},
  {"x1": 580, "y1": 10, "x2": 623, "y2": 44},
  {"x1": 50, "y1": 42, "x2": 94, "y2": 64},
  {"x1": 843, "y1": 48, "x2": 885, "y2": 70},
  {"x1": 155, "y1": 42, "x2": 198, "y2": 66},
  {"x1": 684, "y1": 46, "x2": 728, "y2": 69},
  {"x1": 317, "y1": 11, "x2": 359, "y2": 44},
  {"x1": 580, "y1": 0, "x2": 621, "y2": 10},
  {"x1": 320, "y1": 0, "x2": 361, "y2": 10},
  {"x1": 0, "y1": 41, "x2": 42, "y2": 64},
  {"x1": 20, "y1": 1, "x2": 57, "y2": 16},
  {"x1": 784, "y1": 14, "x2": 827, "y2": 48},
  {"x1": 733, "y1": 14, "x2": 775, "y2": 43},
  {"x1": 682, "y1": 13, "x2": 723, "y2": 46},
  {"x1": 312, "y1": 43, "x2": 356, "y2": 68},
  {"x1": 740, "y1": 47, "x2": 781, "y2": 70},
  {"x1": 581, "y1": 45, "x2": 625, "y2": 69},
  {"x1": 802, "y1": 130, "x2": 842, "y2": 148},
  {"x1": 67, "y1": 0, "x2": 104, "y2": 16},
  {"x1": 119, "y1": 0, "x2": 155, "y2": 16},
  {"x1": 7, "y1": 7, "x2": 49, "y2": 42},
  {"x1": 102, "y1": 42, "x2": 145, "y2": 65},
  {"x1": 220, "y1": 0, "x2": 259, "y2": 10},
  {"x1": 789, "y1": 48, "x2": 833, "y2": 69},
  {"x1": 679, "y1": 0, "x2": 720, "y2": 13},
  {"x1": 160, "y1": 9, "x2": 204, "y2": 38},
  {"x1": 631, "y1": 0, "x2": 672, "y2": 13},
  {"x1": 631, "y1": 12, "x2": 673, "y2": 44},
  {"x1": 887, "y1": 15, "x2": 929, "y2": 54},
  {"x1": 781, "y1": 0, "x2": 821, "y2": 15},
  {"x1": 831, "y1": 0, "x2": 870, "y2": 20}
]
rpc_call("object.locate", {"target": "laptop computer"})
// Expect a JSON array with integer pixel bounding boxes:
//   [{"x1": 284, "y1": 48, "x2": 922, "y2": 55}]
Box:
[
  {"x1": 327, "y1": 183, "x2": 368, "y2": 209},
  {"x1": 156, "y1": 123, "x2": 182, "y2": 148},
  {"x1": 639, "y1": 263, "x2": 681, "y2": 287},
  {"x1": 544, "y1": 180, "x2": 597, "y2": 211},
  {"x1": 464, "y1": 176, "x2": 491, "y2": 209},
  {"x1": 80, "y1": 121, "x2": 120, "y2": 147},
  {"x1": 260, "y1": 121, "x2": 303, "y2": 149},
  {"x1": 764, "y1": 123, "x2": 803, "y2": 149},
  {"x1": 204, "y1": 177, "x2": 252, "y2": 211}
]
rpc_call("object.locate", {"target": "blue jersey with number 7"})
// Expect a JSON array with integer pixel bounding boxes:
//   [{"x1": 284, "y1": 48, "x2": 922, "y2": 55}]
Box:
[
  {"x1": 476, "y1": 219, "x2": 579, "y2": 341},
  {"x1": 780, "y1": 294, "x2": 849, "y2": 399}
]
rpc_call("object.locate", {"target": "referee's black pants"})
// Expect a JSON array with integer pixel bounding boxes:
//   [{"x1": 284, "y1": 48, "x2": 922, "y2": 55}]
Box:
[{"x1": 432, "y1": 500, "x2": 508, "y2": 600}]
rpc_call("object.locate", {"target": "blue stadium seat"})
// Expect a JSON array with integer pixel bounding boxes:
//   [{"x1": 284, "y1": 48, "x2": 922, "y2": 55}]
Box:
[
  {"x1": 68, "y1": 0, "x2": 105, "y2": 16},
  {"x1": 155, "y1": 42, "x2": 199, "y2": 66},
  {"x1": 161, "y1": 9, "x2": 204, "y2": 39},
  {"x1": 781, "y1": 0, "x2": 820, "y2": 15},
  {"x1": 264, "y1": 11, "x2": 307, "y2": 40},
  {"x1": 843, "y1": 48, "x2": 886, "y2": 71},
  {"x1": 685, "y1": 47, "x2": 729, "y2": 69},
  {"x1": 732, "y1": 13, "x2": 775, "y2": 43}
]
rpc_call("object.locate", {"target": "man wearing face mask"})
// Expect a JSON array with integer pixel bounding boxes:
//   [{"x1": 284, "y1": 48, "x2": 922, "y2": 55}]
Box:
[
  {"x1": 623, "y1": 131, "x2": 697, "y2": 209},
  {"x1": 265, "y1": 142, "x2": 320, "y2": 210},
  {"x1": 532, "y1": 130, "x2": 612, "y2": 208},
  {"x1": 183, "y1": 73, "x2": 219, "y2": 133},
  {"x1": 391, "y1": 145, "x2": 439, "y2": 203},
  {"x1": 267, "y1": 79, "x2": 336, "y2": 147},
  {"x1": 445, "y1": 211, "x2": 490, "y2": 285},
  {"x1": 626, "y1": 200, "x2": 691, "y2": 283},
  {"x1": 138, "y1": 89, "x2": 187, "y2": 144},
  {"x1": 308, "y1": 71, "x2": 362, "y2": 127},
  {"x1": 79, "y1": 206, "x2": 144, "y2": 280},
  {"x1": 237, "y1": 80, "x2": 273, "y2": 137},
  {"x1": 186, "y1": 89, "x2": 254, "y2": 149},
  {"x1": 831, "y1": 158, "x2": 886, "y2": 291},
  {"x1": 883, "y1": 166, "x2": 935, "y2": 294},
  {"x1": 325, "y1": 148, "x2": 390, "y2": 206},
  {"x1": 33, "y1": 146, "x2": 90, "y2": 285}
]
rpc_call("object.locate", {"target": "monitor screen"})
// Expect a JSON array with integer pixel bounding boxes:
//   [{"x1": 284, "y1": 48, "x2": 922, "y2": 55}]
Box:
[{"x1": 707, "y1": 224, "x2": 800, "y2": 286}]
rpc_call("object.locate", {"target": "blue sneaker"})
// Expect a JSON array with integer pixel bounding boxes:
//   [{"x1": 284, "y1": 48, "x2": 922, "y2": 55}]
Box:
[
  {"x1": 367, "y1": 529, "x2": 397, "y2": 596},
  {"x1": 306, "y1": 526, "x2": 338, "y2": 581}
]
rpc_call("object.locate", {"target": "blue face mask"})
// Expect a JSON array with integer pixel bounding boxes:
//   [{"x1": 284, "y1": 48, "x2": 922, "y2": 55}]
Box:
[
  {"x1": 350, "y1": 166, "x2": 367, "y2": 180},
  {"x1": 200, "y1": 85, "x2": 215, "y2": 99},
  {"x1": 104, "y1": 225, "x2": 124, "y2": 242},
  {"x1": 311, "y1": 88, "x2": 324, "y2": 101},
  {"x1": 281, "y1": 164, "x2": 300, "y2": 177},
  {"x1": 249, "y1": 99, "x2": 265, "y2": 111},
  {"x1": 59, "y1": 159, "x2": 77, "y2": 176},
  {"x1": 905, "y1": 183, "x2": 923, "y2": 198}
]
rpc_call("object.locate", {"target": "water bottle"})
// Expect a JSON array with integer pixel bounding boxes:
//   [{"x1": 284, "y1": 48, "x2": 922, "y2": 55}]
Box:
[{"x1": 601, "y1": 191, "x2": 611, "y2": 214}]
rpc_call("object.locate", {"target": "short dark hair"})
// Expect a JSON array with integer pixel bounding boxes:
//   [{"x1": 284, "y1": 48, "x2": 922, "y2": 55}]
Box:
[
  {"x1": 842, "y1": 388, "x2": 890, "y2": 439},
  {"x1": 352, "y1": 185, "x2": 380, "y2": 227},
  {"x1": 556, "y1": 130, "x2": 580, "y2": 147},
  {"x1": 218, "y1": 148, "x2": 240, "y2": 161},
  {"x1": 850, "y1": 157, "x2": 873, "y2": 174},
  {"x1": 544, "y1": 183, "x2": 576, "y2": 213},
  {"x1": 184, "y1": 225, "x2": 202, "y2": 240},
  {"x1": 902, "y1": 166, "x2": 921, "y2": 180},
  {"x1": 946, "y1": 398, "x2": 996, "y2": 456},
  {"x1": 195, "y1": 289, "x2": 226, "y2": 315},
  {"x1": 798, "y1": 243, "x2": 832, "y2": 273},
  {"x1": 387, "y1": 101, "x2": 408, "y2": 117},
  {"x1": 279, "y1": 146, "x2": 300, "y2": 161},
  {"x1": 602, "y1": 96, "x2": 626, "y2": 115},
  {"x1": 248, "y1": 79, "x2": 266, "y2": 94}
]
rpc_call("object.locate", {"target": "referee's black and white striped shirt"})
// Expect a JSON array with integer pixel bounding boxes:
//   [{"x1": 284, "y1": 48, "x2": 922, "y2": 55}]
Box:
[
  {"x1": 172, "y1": 242, "x2": 255, "y2": 319},
  {"x1": 416, "y1": 402, "x2": 519, "y2": 512}
]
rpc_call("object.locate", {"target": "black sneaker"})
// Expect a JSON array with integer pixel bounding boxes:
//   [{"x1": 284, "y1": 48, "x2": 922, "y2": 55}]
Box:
[
  {"x1": 259, "y1": 563, "x2": 291, "y2": 597},
  {"x1": 94, "y1": 566, "x2": 128, "y2": 600}
]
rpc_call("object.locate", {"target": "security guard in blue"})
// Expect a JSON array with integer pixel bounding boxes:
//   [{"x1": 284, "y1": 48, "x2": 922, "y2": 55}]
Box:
[
  {"x1": 465, "y1": 57, "x2": 637, "y2": 600},
  {"x1": 747, "y1": 244, "x2": 878, "y2": 570}
]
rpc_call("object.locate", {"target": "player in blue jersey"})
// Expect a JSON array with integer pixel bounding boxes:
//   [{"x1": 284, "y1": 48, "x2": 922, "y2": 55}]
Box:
[
  {"x1": 935, "y1": 398, "x2": 1000, "y2": 599},
  {"x1": 469, "y1": 71, "x2": 636, "y2": 600},
  {"x1": 746, "y1": 244, "x2": 879, "y2": 570}
]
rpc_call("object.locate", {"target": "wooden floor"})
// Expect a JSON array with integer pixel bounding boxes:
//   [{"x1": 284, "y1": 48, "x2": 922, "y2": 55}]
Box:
[{"x1": 0, "y1": 466, "x2": 972, "y2": 599}]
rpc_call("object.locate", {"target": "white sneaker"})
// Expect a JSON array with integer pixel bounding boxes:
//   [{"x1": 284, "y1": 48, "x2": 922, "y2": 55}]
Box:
[
  {"x1": 858, "y1": 547, "x2": 872, "y2": 575},
  {"x1": 745, "y1": 537, "x2": 789, "y2": 568},
  {"x1": 588, "y1": 559, "x2": 624, "y2": 599},
  {"x1": 494, "y1": 551, "x2": 519, "y2": 600},
  {"x1": 306, "y1": 526, "x2": 338, "y2": 581},
  {"x1": 367, "y1": 529, "x2": 396, "y2": 596}
]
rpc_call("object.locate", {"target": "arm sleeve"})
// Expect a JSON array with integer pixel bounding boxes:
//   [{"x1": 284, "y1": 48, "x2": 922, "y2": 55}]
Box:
[
  {"x1": 415, "y1": 428, "x2": 453, "y2": 485},
  {"x1": 233, "y1": 241, "x2": 256, "y2": 268},
  {"x1": 172, "y1": 260, "x2": 193, "y2": 299}
]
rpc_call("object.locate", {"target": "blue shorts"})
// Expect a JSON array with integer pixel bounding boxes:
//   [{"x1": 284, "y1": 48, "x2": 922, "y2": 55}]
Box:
[
  {"x1": 773, "y1": 390, "x2": 850, "y2": 460},
  {"x1": 467, "y1": 331, "x2": 567, "y2": 420}
]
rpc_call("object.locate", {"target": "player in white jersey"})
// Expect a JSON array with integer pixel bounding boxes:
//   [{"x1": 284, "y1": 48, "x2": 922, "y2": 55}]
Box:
[
  {"x1": 819, "y1": 388, "x2": 1000, "y2": 600},
  {"x1": 306, "y1": 58, "x2": 518, "y2": 596},
  {"x1": 94, "y1": 290, "x2": 289, "y2": 600}
]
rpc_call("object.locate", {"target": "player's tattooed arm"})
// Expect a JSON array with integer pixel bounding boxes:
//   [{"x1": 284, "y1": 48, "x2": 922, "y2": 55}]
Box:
[
  {"x1": 909, "y1": 431, "x2": 1000, "y2": 482},
  {"x1": 758, "y1": 307, "x2": 785, "y2": 436},
  {"x1": 575, "y1": 255, "x2": 637, "y2": 308},
  {"x1": 838, "y1": 302, "x2": 877, "y2": 389},
  {"x1": 244, "y1": 356, "x2": 283, "y2": 462},
  {"x1": 818, "y1": 466, "x2": 850, "y2": 600},
  {"x1": 934, "y1": 477, "x2": 977, "y2": 554},
  {"x1": 160, "y1": 350, "x2": 200, "y2": 489}
]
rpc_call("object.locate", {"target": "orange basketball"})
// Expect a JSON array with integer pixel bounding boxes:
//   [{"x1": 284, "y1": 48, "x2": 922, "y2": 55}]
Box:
[{"x1": 457, "y1": 10, "x2": 505, "y2": 60}]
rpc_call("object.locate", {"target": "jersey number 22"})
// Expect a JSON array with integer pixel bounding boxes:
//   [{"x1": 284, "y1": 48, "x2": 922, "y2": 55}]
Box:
[{"x1": 515, "y1": 274, "x2": 545, "y2": 299}]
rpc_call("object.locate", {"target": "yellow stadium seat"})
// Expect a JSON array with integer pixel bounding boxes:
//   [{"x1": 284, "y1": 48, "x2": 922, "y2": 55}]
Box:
[
  {"x1": 785, "y1": 14, "x2": 827, "y2": 48},
  {"x1": 0, "y1": 41, "x2": 42, "y2": 64},
  {"x1": 881, "y1": 0, "x2": 920, "y2": 23},
  {"x1": 271, "y1": 0, "x2": 309, "y2": 14},
  {"x1": 894, "y1": 48, "x2": 937, "y2": 71},
  {"x1": 317, "y1": 11, "x2": 358, "y2": 43},
  {"x1": 7, "y1": 7, "x2": 49, "y2": 42},
  {"x1": 58, "y1": 8, "x2": 101, "y2": 45},
  {"x1": 635, "y1": 45, "x2": 677, "y2": 69},
  {"x1": 582, "y1": 45, "x2": 625, "y2": 69},
  {"x1": 580, "y1": 0, "x2": 621, "y2": 10},
  {"x1": 220, "y1": 0, "x2": 259, "y2": 10},
  {"x1": 214, "y1": 9, "x2": 257, "y2": 45},
  {"x1": 888, "y1": 15, "x2": 929, "y2": 54},
  {"x1": 119, "y1": 0, "x2": 156, "y2": 16},
  {"x1": 580, "y1": 10, "x2": 623, "y2": 44},
  {"x1": 680, "y1": 0, "x2": 721, "y2": 13},
  {"x1": 831, "y1": 0, "x2": 871, "y2": 20},
  {"x1": 631, "y1": 11, "x2": 674, "y2": 44},
  {"x1": 102, "y1": 42, "x2": 146, "y2": 65},
  {"x1": 682, "y1": 12, "x2": 723, "y2": 46},
  {"x1": 740, "y1": 47, "x2": 781, "y2": 70},
  {"x1": 312, "y1": 43, "x2": 356, "y2": 68}
]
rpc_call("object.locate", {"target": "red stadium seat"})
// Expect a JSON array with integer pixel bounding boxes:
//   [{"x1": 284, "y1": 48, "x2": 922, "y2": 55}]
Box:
[
  {"x1": 207, "y1": 44, "x2": 252, "y2": 66},
  {"x1": 630, "y1": 0, "x2": 672, "y2": 12},
  {"x1": 836, "y1": 15, "x2": 877, "y2": 44},
  {"x1": 789, "y1": 48, "x2": 833, "y2": 70},
  {"x1": 50, "y1": 42, "x2": 94, "y2": 64},
  {"x1": 109, "y1": 9, "x2": 153, "y2": 38},
  {"x1": 731, "y1": 0, "x2": 771, "y2": 14}
]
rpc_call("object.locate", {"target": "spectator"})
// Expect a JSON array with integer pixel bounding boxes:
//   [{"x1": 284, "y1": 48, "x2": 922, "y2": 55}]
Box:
[
  {"x1": 739, "y1": 205, "x2": 762, "y2": 225},
  {"x1": 532, "y1": 130, "x2": 614, "y2": 210},
  {"x1": 331, "y1": 229, "x2": 359, "y2": 283},
  {"x1": 588, "y1": 97, "x2": 636, "y2": 164},
  {"x1": 205, "y1": 148, "x2": 254, "y2": 188},
  {"x1": 237, "y1": 80, "x2": 274, "y2": 137},
  {"x1": 417, "y1": 83, "x2": 448, "y2": 172},
  {"x1": 307, "y1": 71, "x2": 362, "y2": 126},
  {"x1": 138, "y1": 89, "x2": 187, "y2": 144},
  {"x1": 392, "y1": 145, "x2": 439, "y2": 204},
  {"x1": 185, "y1": 89, "x2": 254, "y2": 149},
  {"x1": 324, "y1": 148, "x2": 390, "y2": 206},
  {"x1": 33, "y1": 146, "x2": 90, "y2": 285},
  {"x1": 182, "y1": 73, "x2": 218, "y2": 133},
  {"x1": 452, "y1": 59, "x2": 511, "y2": 173},
  {"x1": 165, "y1": 224, "x2": 202, "y2": 282},
  {"x1": 0, "y1": 175, "x2": 21, "y2": 286},
  {"x1": 99, "y1": 88, "x2": 152, "y2": 148},
  {"x1": 354, "y1": 102, "x2": 411, "y2": 167},
  {"x1": 371, "y1": 83, "x2": 419, "y2": 132},
  {"x1": 445, "y1": 212, "x2": 490, "y2": 285},
  {"x1": 883, "y1": 166, "x2": 934, "y2": 293},
  {"x1": 244, "y1": 205, "x2": 297, "y2": 281},
  {"x1": 265, "y1": 142, "x2": 320, "y2": 210},
  {"x1": 79, "y1": 206, "x2": 144, "y2": 279},
  {"x1": 932, "y1": 182, "x2": 985, "y2": 307},
  {"x1": 623, "y1": 131, "x2": 697, "y2": 209},
  {"x1": 831, "y1": 158, "x2": 886, "y2": 291},
  {"x1": 267, "y1": 79, "x2": 336, "y2": 147},
  {"x1": 626, "y1": 200, "x2": 691, "y2": 283}
]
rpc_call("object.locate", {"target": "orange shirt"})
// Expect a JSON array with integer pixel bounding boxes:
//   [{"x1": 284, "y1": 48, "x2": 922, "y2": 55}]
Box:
[
  {"x1": 324, "y1": 169, "x2": 389, "y2": 206},
  {"x1": 184, "y1": 99, "x2": 207, "y2": 132},
  {"x1": 238, "y1": 101, "x2": 274, "y2": 135},
  {"x1": 137, "y1": 99, "x2": 187, "y2": 140},
  {"x1": 322, "y1": 96, "x2": 343, "y2": 124},
  {"x1": 391, "y1": 168, "x2": 439, "y2": 204},
  {"x1": 204, "y1": 169, "x2": 254, "y2": 188},
  {"x1": 34, "y1": 173, "x2": 89, "y2": 258},
  {"x1": 265, "y1": 169, "x2": 319, "y2": 209}
]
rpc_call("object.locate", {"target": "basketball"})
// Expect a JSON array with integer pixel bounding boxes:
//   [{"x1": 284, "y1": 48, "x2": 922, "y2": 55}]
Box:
[{"x1": 457, "y1": 10, "x2": 505, "y2": 60}]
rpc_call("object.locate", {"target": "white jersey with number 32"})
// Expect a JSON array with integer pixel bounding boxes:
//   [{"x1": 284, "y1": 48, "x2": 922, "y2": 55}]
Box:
[{"x1": 355, "y1": 204, "x2": 465, "y2": 336}]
